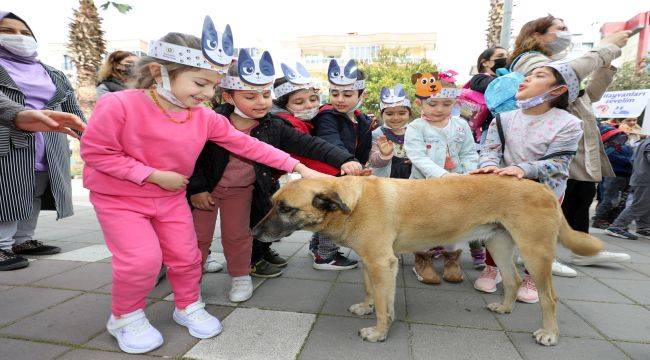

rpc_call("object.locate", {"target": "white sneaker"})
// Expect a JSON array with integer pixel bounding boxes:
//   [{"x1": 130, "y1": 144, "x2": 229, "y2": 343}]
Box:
[
  {"x1": 204, "y1": 252, "x2": 224, "y2": 273},
  {"x1": 107, "y1": 309, "x2": 163, "y2": 354},
  {"x1": 551, "y1": 259, "x2": 577, "y2": 277},
  {"x1": 173, "y1": 301, "x2": 222, "y2": 339},
  {"x1": 570, "y1": 251, "x2": 631, "y2": 266},
  {"x1": 228, "y1": 275, "x2": 253, "y2": 302}
]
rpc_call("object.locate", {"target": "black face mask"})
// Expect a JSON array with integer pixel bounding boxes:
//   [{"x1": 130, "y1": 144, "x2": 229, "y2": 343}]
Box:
[{"x1": 490, "y1": 58, "x2": 507, "y2": 72}]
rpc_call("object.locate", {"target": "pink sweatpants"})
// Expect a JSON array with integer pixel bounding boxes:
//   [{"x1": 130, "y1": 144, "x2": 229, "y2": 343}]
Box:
[
  {"x1": 90, "y1": 191, "x2": 202, "y2": 316},
  {"x1": 192, "y1": 185, "x2": 253, "y2": 277}
]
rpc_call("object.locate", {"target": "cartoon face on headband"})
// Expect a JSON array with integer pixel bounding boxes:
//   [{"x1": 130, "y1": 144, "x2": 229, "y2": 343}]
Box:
[
  {"x1": 237, "y1": 49, "x2": 275, "y2": 85},
  {"x1": 380, "y1": 84, "x2": 407, "y2": 104},
  {"x1": 201, "y1": 16, "x2": 234, "y2": 67},
  {"x1": 328, "y1": 59, "x2": 359, "y2": 85},
  {"x1": 411, "y1": 72, "x2": 442, "y2": 99},
  {"x1": 281, "y1": 62, "x2": 311, "y2": 85}
]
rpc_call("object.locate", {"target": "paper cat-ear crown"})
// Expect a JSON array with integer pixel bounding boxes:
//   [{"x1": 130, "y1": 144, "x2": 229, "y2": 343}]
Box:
[
  {"x1": 380, "y1": 84, "x2": 411, "y2": 110},
  {"x1": 328, "y1": 59, "x2": 365, "y2": 91},
  {"x1": 274, "y1": 62, "x2": 318, "y2": 98},
  {"x1": 220, "y1": 49, "x2": 275, "y2": 91},
  {"x1": 147, "y1": 15, "x2": 234, "y2": 73}
]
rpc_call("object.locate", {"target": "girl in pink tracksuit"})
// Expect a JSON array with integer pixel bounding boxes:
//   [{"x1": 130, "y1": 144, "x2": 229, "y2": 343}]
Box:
[{"x1": 80, "y1": 31, "x2": 324, "y2": 354}]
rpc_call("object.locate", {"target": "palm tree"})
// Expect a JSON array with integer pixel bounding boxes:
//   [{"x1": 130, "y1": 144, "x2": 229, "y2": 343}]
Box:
[
  {"x1": 486, "y1": 0, "x2": 504, "y2": 48},
  {"x1": 67, "y1": 1, "x2": 132, "y2": 117}
]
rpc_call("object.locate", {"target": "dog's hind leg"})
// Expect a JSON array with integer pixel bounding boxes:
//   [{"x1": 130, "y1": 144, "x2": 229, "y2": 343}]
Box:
[
  {"x1": 349, "y1": 265, "x2": 375, "y2": 316},
  {"x1": 519, "y1": 242, "x2": 558, "y2": 346},
  {"x1": 358, "y1": 254, "x2": 399, "y2": 342},
  {"x1": 485, "y1": 230, "x2": 519, "y2": 314}
]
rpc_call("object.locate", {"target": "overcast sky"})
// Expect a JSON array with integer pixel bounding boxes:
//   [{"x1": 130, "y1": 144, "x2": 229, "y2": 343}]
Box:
[{"x1": 2, "y1": 0, "x2": 645, "y2": 75}]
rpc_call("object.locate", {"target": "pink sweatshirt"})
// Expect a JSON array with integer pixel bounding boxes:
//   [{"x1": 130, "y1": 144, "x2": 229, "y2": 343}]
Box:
[{"x1": 81, "y1": 90, "x2": 299, "y2": 197}]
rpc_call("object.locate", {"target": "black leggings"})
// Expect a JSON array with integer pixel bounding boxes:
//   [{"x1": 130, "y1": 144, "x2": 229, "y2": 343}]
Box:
[{"x1": 562, "y1": 179, "x2": 597, "y2": 233}]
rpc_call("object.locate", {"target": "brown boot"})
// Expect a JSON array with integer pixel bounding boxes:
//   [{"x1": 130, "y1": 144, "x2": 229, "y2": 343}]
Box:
[
  {"x1": 443, "y1": 249, "x2": 464, "y2": 283},
  {"x1": 413, "y1": 250, "x2": 441, "y2": 284}
]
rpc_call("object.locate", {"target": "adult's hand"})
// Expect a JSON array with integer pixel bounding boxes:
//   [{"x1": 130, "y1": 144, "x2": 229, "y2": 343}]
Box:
[
  {"x1": 14, "y1": 110, "x2": 86, "y2": 138},
  {"x1": 599, "y1": 30, "x2": 631, "y2": 49}
]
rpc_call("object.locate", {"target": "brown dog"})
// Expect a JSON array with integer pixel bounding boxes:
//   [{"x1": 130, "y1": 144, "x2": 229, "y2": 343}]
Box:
[{"x1": 252, "y1": 175, "x2": 603, "y2": 346}]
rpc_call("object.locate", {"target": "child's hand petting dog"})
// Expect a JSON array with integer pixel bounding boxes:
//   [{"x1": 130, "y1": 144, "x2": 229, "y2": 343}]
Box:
[
  {"x1": 470, "y1": 166, "x2": 499, "y2": 175},
  {"x1": 340, "y1": 161, "x2": 364, "y2": 176},
  {"x1": 493, "y1": 165, "x2": 525, "y2": 179}
]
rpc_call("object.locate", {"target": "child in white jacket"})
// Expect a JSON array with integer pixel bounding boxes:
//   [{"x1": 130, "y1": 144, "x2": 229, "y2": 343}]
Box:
[{"x1": 404, "y1": 70, "x2": 478, "y2": 285}]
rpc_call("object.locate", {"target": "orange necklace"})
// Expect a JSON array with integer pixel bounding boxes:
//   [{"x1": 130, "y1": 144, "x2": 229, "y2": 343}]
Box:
[{"x1": 149, "y1": 89, "x2": 192, "y2": 124}]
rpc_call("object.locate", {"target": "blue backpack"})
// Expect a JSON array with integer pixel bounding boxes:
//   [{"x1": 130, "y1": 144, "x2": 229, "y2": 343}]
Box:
[{"x1": 484, "y1": 52, "x2": 538, "y2": 115}]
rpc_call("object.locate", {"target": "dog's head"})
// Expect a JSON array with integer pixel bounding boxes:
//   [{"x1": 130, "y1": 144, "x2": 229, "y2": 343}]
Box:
[
  {"x1": 411, "y1": 72, "x2": 442, "y2": 99},
  {"x1": 252, "y1": 178, "x2": 355, "y2": 242}
]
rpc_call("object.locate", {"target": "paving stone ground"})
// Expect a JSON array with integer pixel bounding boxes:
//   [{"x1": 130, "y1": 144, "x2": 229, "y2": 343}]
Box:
[{"x1": 1, "y1": 181, "x2": 649, "y2": 359}]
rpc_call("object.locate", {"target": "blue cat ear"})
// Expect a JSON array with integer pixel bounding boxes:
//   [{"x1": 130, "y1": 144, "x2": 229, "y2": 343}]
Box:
[
  {"x1": 259, "y1": 51, "x2": 275, "y2": 77},
  {"x1": 237, "y1": 49, "x2": 253, "y2": 76},
  {"x1": 394, "y1": 84, "x2": 406, "y2": 97},
  {"x1": 202, "y1": 16, "x2": 218, "y2": 49},
  {"x1": 327, "y1": 59, "x2": 339, "y2": 77},
  {"x1": 344, "y1": 59, "x2": 358, "y2": 79},
  {"x1": 281, "y1": 63, "x2": 296, "y2": 79},
  {"x1": 380, "y1": 87, "x2": 390, "y2": 101},
  {"x1": 296, "y1": 62, "x2": 310, "y2": 78},
  {"x1": 222, "y1": 24, "x2": 234, "y2": 56},
  {"x1": 238, "y1": 48, "x2": 252, "y2": 63}
]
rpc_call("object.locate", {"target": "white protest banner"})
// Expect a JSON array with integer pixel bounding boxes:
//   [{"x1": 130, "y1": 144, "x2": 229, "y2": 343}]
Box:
[{"x1": 592, "y1": 89, "x2": 650, "y2": 119}]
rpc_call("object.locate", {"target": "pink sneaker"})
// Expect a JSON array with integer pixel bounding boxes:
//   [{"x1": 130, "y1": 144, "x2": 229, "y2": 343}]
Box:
[
  {"x1": 473, "y1": 265, "x2": 502, "y2": 293},
  {"x1": 516, "y1": 274, "x2": 538, "y2": 303}
]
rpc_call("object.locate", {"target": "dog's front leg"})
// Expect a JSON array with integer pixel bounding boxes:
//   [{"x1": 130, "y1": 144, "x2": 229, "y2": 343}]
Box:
[
  {"x1": 359, "y1": 255, "x2": 398, "y2": 342},
  {"x1": 349, "y1": 265, "x2": 374, "y2": 316}
]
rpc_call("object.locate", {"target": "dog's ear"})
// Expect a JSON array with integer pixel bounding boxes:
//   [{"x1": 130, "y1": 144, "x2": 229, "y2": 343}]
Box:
[
  {"x1": 312, "y1": 192, "x2": 351, "y2": 214},
  {"x1": 411, "y1": 73, "x2": 421, "y2": 85}
]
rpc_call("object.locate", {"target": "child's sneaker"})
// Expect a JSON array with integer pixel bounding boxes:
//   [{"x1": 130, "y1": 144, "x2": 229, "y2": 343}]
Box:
[
  {"x1": 551, "y1": 259, "x2": 577, "y2": 277},
  {"x1": 250, "y1": 259, "x2": 283, "y2": 278},
  {"x1": 263, "y1": 247, "x2": 288, "y2": 267},
  {"x1": 591, "y1": 219, "x2": 610, "y2": 229},
  {"x1": 516, "y1": 274, "x2": 538, "y2": 303},
  {"x1": 173, "y1": 301, "x2": 222, "y2": 339},
  {"x1": 313, "y1": 252, "x2": 358, "y2": 270},
  {"x1": 229, "y1": 275, "x2": 253, "y2": 302},
  {"x1": 470, "y1": 248, "x2": 486, "y2": 269},
  {"x1": 473, "y1": 265, "x2": 501, "y2": 293},
  {"x1": 570, "y1": 250, "x2": 631, "y2": 266},
  {"x1": 605, "y1": 226, "x2": 639, "y2": 240},
  {"x1": 636, "y1": 229, "x2": 650, "y2": 238},
  {"x1": 107, "y1": 309, "x2": 163, "y2": 354},
  {"x1": 204, "y1": 252, "x2": 224, "y2": 273}
]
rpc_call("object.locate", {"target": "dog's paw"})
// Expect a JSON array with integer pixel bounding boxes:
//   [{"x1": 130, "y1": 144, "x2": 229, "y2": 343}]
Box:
[
  {"x1": 533, "y1": 328, "x2": 558, "y2": 346},
  {"x1": 349, "y1": 303, "x2": 374, "y2": 316},
  {"x1": 359, "y1": 326, "x2": 387, "y2": 342},
  {"x1": 487, "y1": 302, "x2": 512, "y2": 314}
]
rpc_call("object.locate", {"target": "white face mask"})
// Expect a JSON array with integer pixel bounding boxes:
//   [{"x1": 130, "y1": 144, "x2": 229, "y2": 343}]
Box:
[
  {"x1": 546, "y1": 30, "x2": 572, "y2": 55},
  {"x1": 289, "y1": 107, "x2": 318, "y2": 121},
  {"x1": 233, "y1": 106, "x2": 254, "y2": 119},
  {"x1": 0, "y1": 34, "x2": 38, "y2": 57},
  {"x1": 155, "y1": 66, "x2": 188, "y2": 108}
]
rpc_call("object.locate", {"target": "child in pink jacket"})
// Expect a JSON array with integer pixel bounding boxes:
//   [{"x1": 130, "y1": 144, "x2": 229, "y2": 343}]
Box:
[{"x1": 80, "y1": 28, "x2": 324, "y2": 355}]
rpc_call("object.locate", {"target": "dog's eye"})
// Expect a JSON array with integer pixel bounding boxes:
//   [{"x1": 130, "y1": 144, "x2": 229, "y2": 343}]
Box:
[
  {"x1": 420, "y1": 79, "x2": 427, "y2": 85},
  {"x1": 278, "y1": 204, "x2": 294, "y2": 214},
  {"x1": 428, "y1": 77, "x2": 435, "y2": 83}
]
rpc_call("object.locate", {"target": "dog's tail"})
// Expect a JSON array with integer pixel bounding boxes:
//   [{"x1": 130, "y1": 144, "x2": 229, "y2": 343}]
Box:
[{"x1": 557, "y1": 213, "x2": 603, "y2": 256}]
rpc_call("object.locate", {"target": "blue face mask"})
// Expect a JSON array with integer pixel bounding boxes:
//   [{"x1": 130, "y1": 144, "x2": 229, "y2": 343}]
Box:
[{"x1": 516, "y1": 86, "x2": 564, "y2": 109}]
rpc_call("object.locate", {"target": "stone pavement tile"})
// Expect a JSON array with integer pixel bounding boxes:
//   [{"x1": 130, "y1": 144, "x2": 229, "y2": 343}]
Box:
[
  {"x1": 509, "y1": 333, "x2": 627, "y2": 360},
  {"x1": 552, "y1": 276, "x2": 633, "y2": 303},
  {"x1": 23, "y1": 241, "x2": 90, "y2": 256},
  {"x1": 281, "y1": 256, "x2": 338, "y2": 281},
  {"x1": 411, "y1": 324, "x2": 521, "y2": 360},
  {"x1": 563, "y1": 300, "x2": 650, "y2": 342},
  {"x1": 321, "y1": 282, "x2": 407, "y2": 321},
  {"x1": 599, "y1": 278, "x2": 650, "y2": 305},
  {"x1": 58, "y1": 349, "x2": 159, "y2": 359},
  {"x1": 614, "y1": 341, "x2": 650, "y2": 360},
  {"x1": 43, "y1": 244, "x2": 112, "y2": 262},
  {"x1": 0, "y1": 284, "x2": 12, "y2": 291},
  {"x1": 242, "y1": 277, "x2": 331, "y2": 313},
  {"x1": 86, "y1": 301, "x2": 233, "y2": 357},
  {"x1": 0, "y1": 338, "x2": 70, "y2": 360},
  {"x1": 269, "y1": 240, "x2": 304, "y2": 257},
  {"x1": 337, "y1": 264, "x2": 405, "y2": 287},
  {"x1": 33, "y1": 262, "x2": 112, "y2": 291},
  {"x1": 575, "y1": 263, "x2": 648, "y2": 280},
  {"x1": 95, "y1": 276, "x2": 173, "y2": 300},
  {"x1": 405, "y1": 288, "x2": 502, "y2": 330},
  {"x1": 0, "y1": 286, "x2": 81, "y2": 326},
  {"x1": 185, "y1": 308, "x2": 314, "y2": 360},
  {"x1": 164, "y1": 272, "x2": 264, "y2": 306},
  {"x1": 623, "y1": 262, "x2": 650, "y2": 277},
  {"x1": 0, "y1": 259, "x2": 84, "y2": 285},
  {"x1": 280, "y1": 230, "x2": 311, "y2": 243},
  {"x1": 2, "y1": 293, "x2": 111, "y2": 344},
  {"x1": 299, "y1": 315, "x2": 409, "y2": 360},
  {"x1": 33, "y1": 226, "x2": 98, "y2": 241},
  {"x1": 58, "y1": 230, "x2": 106, "y2": 244},
  {"x1": 480, "y1": 294, "x2": 602, "y2": 339},
  {"x1": 602, "y1": 237, "x2": 650, "y2": 254}
]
